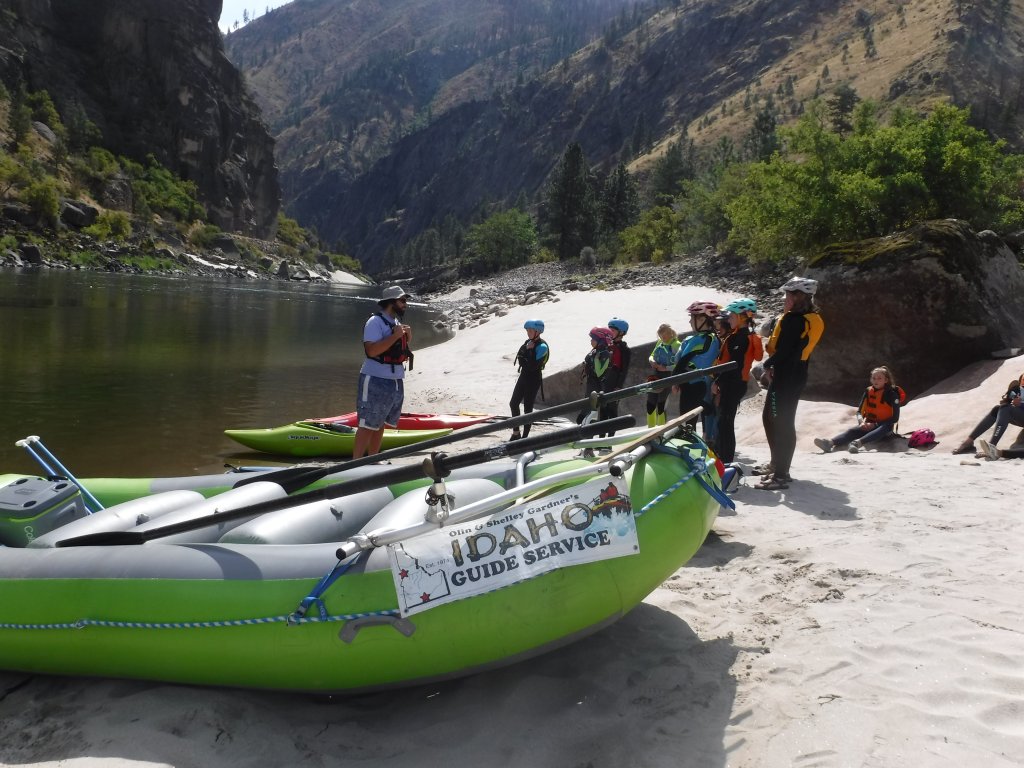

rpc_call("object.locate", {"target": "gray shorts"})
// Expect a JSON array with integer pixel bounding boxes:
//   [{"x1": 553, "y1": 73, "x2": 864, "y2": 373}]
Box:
[{"x1": 356, "y1": 373, "x2": 404, "y2": 430}]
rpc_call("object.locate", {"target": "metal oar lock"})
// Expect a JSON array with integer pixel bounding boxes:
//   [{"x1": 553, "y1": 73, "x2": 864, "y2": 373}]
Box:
[{"x1": 421, "y1": 452, "x2": 454, "y2": 525}]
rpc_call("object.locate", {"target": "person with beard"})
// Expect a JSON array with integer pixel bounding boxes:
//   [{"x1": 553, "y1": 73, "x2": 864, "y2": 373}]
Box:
[{"x1": 353, "y1": 285, "x2": 413, "y2": 458}]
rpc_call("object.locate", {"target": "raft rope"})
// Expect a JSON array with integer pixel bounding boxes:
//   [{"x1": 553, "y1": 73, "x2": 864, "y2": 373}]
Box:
[
  {"x1": 3, "y1": 440, "x2": 732, "y2": 634},
  {"x1": 290, "y1": 551, "x2": 366, "y2": 623},
  {"x1": 0, "y1": 608, "x2": 400, "y2": 632},
  {"x1": 643, "y1": 441, "x2": 736, "y2": 512}
]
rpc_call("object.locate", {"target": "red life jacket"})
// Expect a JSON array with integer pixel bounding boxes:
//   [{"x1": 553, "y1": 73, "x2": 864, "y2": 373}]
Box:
[{"x1": 368, "y1": 312, "x2": 414, "y2": 371}]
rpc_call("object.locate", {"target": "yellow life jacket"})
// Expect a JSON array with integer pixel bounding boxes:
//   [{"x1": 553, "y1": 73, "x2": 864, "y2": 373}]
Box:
[{"x1": 766, "y1": 311, "x2": 824, "y2": 361}]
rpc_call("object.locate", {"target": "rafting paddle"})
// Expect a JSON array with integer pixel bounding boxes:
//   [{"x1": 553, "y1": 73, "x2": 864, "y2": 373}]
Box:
[
  {"x1": 57, "y1": 415, "x2": 638, "y2": 547},
  {"x1": 232, "y1": 362, "x2": 737, "y2": 493}
]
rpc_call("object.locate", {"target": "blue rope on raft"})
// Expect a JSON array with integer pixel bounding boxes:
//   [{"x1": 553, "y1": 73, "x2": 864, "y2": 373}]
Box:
[
  {"x1": 643, "y1": 441, "x2": 736, "y2": 512},
  {"x1": 290, "y1": 551, "x2": 366, "y2": 623},
  {"x1": 0, "y1": 608, "x2": 400, "y2": 632}
]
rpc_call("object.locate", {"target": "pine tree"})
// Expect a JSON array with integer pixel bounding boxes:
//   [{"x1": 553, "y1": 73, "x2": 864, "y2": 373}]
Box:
[
  {"x1": 649, "y1": 135, "x2": 695, "y2": 205},
  {"x1": 827, "y1": 84, "x2": 860, "y2": 135},
  {"x1": 599, "y1": 164, "x2": 640, "y2": 236},
  {"x1": 744, "y1": 104, "x2": 779, "y2": 161},
  {"x1": 545, "y1": 143, "x2": 598, "y2": 260}
]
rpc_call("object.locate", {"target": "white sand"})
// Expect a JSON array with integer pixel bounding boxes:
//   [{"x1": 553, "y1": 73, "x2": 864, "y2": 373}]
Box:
[{"x1": 2, "y1": 285, "x2": 1023, "y2": 768}]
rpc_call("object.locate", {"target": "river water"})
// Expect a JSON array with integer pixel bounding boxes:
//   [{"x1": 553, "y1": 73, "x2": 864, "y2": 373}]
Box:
[{"x1": 0, "y1": 270, "x2": 448, "y2": 478}]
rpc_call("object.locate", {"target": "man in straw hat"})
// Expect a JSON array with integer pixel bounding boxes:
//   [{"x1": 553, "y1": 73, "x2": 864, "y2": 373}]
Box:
[{"x1": 354, "y1": 285, "x2": 414, "y2": 458}]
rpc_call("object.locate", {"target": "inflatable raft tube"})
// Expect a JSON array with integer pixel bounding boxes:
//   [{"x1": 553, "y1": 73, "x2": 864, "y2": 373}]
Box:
[{"x1": 0, "y1": 444, "x2": 722, "y2": 692}]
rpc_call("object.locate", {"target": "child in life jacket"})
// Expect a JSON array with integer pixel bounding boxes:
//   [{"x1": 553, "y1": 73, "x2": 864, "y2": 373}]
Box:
[
  {"x1": 509, "y1": 319, "x2": 550, "y2": 441},
  {"x1": 577, "y1": 326, "x2": 617, "y2": 426},
  {"x1": 602, "y1": 318, "x2": 630, "y2": 435},
  {"x1": 672, "y1": 301, "x2": 721, "y2": 435},
  {"x1": 646, "y1": 323, "x2": 681, "y2": 427},
  {"x1": 712, "y1": 298, "x2": 762, "y2": 463},
  {"x1": 814, "y1": 366, "x2": 903, "y2": 454}
]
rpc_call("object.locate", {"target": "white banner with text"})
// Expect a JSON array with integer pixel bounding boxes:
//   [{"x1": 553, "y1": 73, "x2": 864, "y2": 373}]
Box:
[{"x1": 388, "y1": 476, "x2": 639, "y2": 616}]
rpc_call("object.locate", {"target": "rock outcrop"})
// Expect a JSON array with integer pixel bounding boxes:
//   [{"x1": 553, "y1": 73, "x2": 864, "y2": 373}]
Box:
[
  {"x1": 0, "y1": 0, "x2": 278, "y2": 237},
  {"x1": 803, "y1": 220, "x2": 1024, "y2": 402}
]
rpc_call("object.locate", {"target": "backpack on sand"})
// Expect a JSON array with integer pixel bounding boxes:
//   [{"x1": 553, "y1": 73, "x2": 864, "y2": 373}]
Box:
[{"x1": 907, "y1": 428, "x2": 936, "y2": 448}]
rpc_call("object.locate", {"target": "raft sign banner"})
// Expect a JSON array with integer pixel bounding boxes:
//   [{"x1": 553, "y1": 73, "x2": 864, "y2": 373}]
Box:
[{"x1": 388, "y1": 476, "x2": 639, "y2": 617}]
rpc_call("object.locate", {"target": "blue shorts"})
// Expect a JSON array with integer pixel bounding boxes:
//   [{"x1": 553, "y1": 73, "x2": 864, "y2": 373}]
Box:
[{"x1": 356, "y1": 373, "x2": 404, "y2": 430}]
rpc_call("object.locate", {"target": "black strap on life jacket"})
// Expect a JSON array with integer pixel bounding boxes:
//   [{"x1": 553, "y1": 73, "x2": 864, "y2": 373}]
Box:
[{"x1": 368, "y1": 313, "x2": 413, "y2": 372}]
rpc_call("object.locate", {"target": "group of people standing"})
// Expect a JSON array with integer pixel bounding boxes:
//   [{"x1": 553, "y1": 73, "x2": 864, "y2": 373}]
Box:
[
  {"x1": 505, "y1": 277, "x2": 825, "y2": 490},
  {"x1": 352, "y1": 278, "x2": 828, "y2": 490}
]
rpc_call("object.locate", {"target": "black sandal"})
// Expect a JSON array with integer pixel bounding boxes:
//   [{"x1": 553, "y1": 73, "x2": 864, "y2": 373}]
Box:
[{"x1": 951, "y1": 441, "x2": 974, "y2": 455}]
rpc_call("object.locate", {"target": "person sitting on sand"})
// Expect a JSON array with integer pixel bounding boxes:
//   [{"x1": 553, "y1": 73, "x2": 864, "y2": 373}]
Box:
[
  {"x1": 646, "y1": 323, "x2": 681, "y2": 427},
  {"x1": 814, "y1": 366, "x2": 903, "y2": 454},
  {"x1": 952, "y1": 371, "x2": 1024, "y2": 458}
]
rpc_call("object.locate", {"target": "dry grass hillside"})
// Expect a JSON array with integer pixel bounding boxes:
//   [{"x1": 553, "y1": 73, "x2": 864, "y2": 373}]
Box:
[{"x1": 637, "y1": 0, "x2": 1024, "y2": 167}]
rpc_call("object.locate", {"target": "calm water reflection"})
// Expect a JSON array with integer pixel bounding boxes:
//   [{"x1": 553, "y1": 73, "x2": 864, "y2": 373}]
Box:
[{"x1": 0, "y1": 270, "x2": 447, "y2": 477}]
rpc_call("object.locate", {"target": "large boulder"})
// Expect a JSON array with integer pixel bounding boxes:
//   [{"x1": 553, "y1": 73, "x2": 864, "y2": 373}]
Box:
[{"x1": 803, "y1": 219, "x2": 1024, "y2": 402}]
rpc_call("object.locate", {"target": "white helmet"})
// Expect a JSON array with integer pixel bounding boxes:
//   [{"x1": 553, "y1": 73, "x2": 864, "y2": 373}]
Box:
[{"x1": 779, "y1": 277, "x2": 818, "y2": 296}]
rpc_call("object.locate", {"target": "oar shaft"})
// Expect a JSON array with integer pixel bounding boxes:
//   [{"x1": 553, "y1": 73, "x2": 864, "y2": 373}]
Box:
[
  {"x1": 308, "y1": 362, "x2": 735, "y2": 473},
  {"x1": 56, "y1": 416, "x2": 636, "y2": 547}
]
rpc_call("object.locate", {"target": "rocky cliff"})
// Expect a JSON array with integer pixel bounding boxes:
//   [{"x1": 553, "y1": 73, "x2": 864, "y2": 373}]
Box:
[
  {"x1": 804, "y1": 220, "x2": 1024, "y2": 402},
  {"x1": 0, "y1": 0, "x2": 279, "y2": 237}
]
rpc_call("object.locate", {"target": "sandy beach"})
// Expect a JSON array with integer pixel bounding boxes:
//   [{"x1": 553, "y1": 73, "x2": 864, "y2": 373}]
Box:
[{"x1": 2, "y1": 283, "x2": 1022, "y2": 768}]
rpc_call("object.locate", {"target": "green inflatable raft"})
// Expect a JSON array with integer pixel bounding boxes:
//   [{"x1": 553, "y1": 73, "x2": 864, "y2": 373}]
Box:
[
  {"x1": 0, "y1": 431, "x2": 726, "y2": 693},
  {"x1": 224, "y1": 421, "x2": 453, "y2": 457}
]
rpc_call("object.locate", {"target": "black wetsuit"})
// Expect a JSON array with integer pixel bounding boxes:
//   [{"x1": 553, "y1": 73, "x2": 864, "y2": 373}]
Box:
[
  {"x1": 510, "y1": 337, "x2": 548, "y2": 439},
  {"x1": 762, "y1": 310, "x2": 824, "y2": 479}
]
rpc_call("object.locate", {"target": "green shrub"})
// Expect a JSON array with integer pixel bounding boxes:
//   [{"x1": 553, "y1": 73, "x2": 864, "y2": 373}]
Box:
[
  {"x1": 188, "y1": 223, "x2": 222, "y2": 248},
  {"x1": 277, "y1": 212, "x2": 306, "y2": 247},
  {"x1": 84, "y1": 210, "x2": 133, "y2": 241},
  {"x1": 23, "y1": 176, "x2": 61, "y2": 228},
  {"x1": 123, "y1": 154, "x2": 205, "y2": 222}
]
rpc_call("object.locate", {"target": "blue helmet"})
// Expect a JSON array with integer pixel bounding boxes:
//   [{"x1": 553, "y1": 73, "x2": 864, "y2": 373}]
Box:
[
  {"x1": 608, "y1": 317, "x2": 629, "y2": 334},
  {"x1": 721, "y1": 298, "x2": 758, "y2": 317},
  {"x1": 524, "y1": 319, "x2": 545, "y2": 333}
]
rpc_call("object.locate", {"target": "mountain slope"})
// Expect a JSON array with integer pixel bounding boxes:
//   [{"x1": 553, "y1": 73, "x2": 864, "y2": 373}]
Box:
[
  {"x1": 0, "y1": 0, "x2": 279, "y2": 237},
  {"x1": 229, "y1": 0, "x2": 1024, "y2": 271}
]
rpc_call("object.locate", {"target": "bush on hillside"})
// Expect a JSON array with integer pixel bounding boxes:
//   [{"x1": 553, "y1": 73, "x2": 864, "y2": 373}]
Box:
[{"x1": 716, "y1": 102, "x2": 1024, "y2": 261}]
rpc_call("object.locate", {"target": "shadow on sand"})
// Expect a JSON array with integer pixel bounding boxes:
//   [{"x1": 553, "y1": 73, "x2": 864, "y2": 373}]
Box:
[
  {"x1": 735, "y1": 478, "x2": 857, "y2": 520},
  {"x1": 0, "y1": 606, "x2": 738, "y2": 768}
]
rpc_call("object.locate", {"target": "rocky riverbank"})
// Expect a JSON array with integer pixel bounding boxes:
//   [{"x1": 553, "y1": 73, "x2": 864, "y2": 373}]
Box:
[{"x1": 412, "y1": 252, "x2": 796, "y2": 333}]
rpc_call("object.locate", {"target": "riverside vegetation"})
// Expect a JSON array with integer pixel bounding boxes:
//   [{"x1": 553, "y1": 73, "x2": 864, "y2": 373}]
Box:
[
  {"x1": 388, "y1": 97, "x2": 1024, "y2": 281},
  {"x1": 0, "y1": 85, "x2": 364, "y2": 280}
]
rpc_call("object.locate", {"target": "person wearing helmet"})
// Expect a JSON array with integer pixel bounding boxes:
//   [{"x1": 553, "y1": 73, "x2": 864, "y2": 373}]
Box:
[
  {"x1": 672, "y1": 301, "x2": 722, "y2": 435},
  {"x1": 712, "y1": 299, "x2": 762, "y2": 463},
  {"x1": 604, "y1": 318, "x2": 631, "y2": 435},
  {"x1": 757, "y1": 277, "x2": 825, "y2": 490},
  {"x1": 353, "y1": 285, "x2": 414, "y2": 458},
  {"x1": 509, "y1": 320, "x2": 550, "y2": 441},
  {"x1": 578, "y1": 327, "x2": 616, "y2": 429},
  {"x1": 646, "y1": 324, "x2": 681, "y2": 427}
]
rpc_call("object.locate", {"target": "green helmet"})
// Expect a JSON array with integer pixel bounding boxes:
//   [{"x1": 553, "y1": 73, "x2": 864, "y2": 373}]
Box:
[{"x1": 722, "y1": 298, "x2": 758, "y2": 316}]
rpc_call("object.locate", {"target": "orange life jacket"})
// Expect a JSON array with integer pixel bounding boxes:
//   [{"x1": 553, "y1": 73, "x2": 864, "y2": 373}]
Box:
[
  {"x1": 716, "y1": 328, "x2": 764, "y2": 381},
  {"x1": 858, "y1": 385, "x2": 906, "y2": 423}
]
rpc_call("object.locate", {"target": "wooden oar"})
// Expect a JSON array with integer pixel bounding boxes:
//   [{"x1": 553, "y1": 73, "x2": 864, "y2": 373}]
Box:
[
  {"x1": 56, "y1": 416, "x2": 637, "y2": 547},
  {"x1": 232, "y1": 362, "x2": 737, "y2": 493}
]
